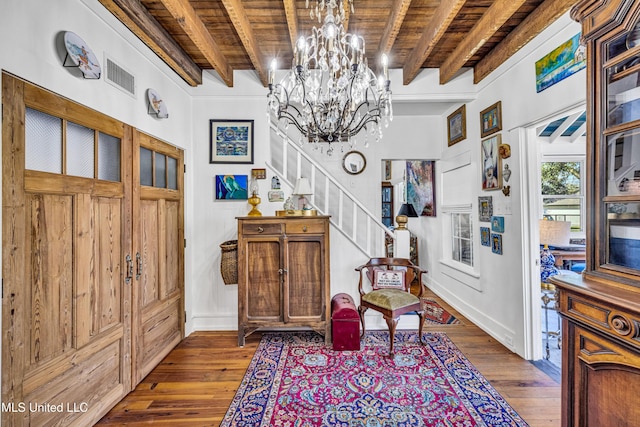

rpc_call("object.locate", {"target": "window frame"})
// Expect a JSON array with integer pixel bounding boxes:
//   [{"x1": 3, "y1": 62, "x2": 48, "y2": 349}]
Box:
[{"x1": 540, "y1": 156, "x2": 586, "y2": 237}]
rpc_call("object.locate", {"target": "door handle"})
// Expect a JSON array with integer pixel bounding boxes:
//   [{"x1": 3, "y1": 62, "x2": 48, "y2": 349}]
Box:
[
  {"x1": 136, "y1": 252, "x2": 142, "y2": 280},
  {"x1": 125, "y1": 255, "x2": 133, "y2": 284},
  {"x1": 278, "y1": 268, "x2": 288, "y2": 274}
]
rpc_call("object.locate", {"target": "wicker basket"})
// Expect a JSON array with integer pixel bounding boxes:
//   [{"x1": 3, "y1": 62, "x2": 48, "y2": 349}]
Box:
[{"x1": 220, "y1": 240, "x2": 238, "y2": 285}]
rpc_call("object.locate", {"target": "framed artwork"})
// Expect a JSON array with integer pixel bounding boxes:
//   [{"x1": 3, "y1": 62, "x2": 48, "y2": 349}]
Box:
[
  {"x1": 491, "y1": 216, "x2": 505, "y2": 233},
  {"x1": 215, "y1": 175, "x2": 248, "y2": 200},
  {"x1": 535, "y1": 33, "x2": 586, "y2": 93},
  {"x1": 480, "y1": 227, "x2": 491, "y2": 246},
  {"x1": 491, "y1": 233, "x2": 503, "y2": 255},
  {"x1": 447, "y1": 105, "x2": 466, "y2": 146},
  {"x1": 251, "y1": 168, "x2": 266, "y2": 179},
  {"x1": 383, "y1": 160, "x2": 392, "y2": 180},
  {"x1": 480, "y1": 101, "x2": 502, "y2": 138},
  {"x1": 406, "y1": 160, "x2": 436, "y2": 216},
  {"x1": 268, "y1": 190, "x2": 284, "y2": 202},
  {"x1": 481, "y1": 134, "x2": 502, "y2": 191},
  {"x1": 478, "y1": 196, "x2": 493, "y2": 222},
  {"x1": 209, "y1": 119, "x2": 254, "y2": 164}
]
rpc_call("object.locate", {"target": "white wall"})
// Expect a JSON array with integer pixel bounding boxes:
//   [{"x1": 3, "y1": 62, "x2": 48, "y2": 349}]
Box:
[{"x1": 0, "y1": 0, "x2": 585, "y2": 359}]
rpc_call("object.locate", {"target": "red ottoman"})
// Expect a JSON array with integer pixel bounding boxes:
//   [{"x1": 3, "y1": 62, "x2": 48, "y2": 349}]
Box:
[{"x1": 331, "y1": 293, "x2": 360, "y2": 351}]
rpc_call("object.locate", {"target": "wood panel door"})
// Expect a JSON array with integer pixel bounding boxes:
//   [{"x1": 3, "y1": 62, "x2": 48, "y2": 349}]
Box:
[
  {"x1": 132, "y1": 131, "x2": 184, "y2": 385},
  {"x1": 2, "y1": 73, "x2": 133, "y2": 426},
  {"x1": 285, "y1": 237, "x2": 325, "y2": 322}
]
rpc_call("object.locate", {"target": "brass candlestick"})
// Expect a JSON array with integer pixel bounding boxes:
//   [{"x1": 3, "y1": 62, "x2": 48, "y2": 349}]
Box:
[{"x1": 247, "y1": 192, "x2": 262, "y2": 216}]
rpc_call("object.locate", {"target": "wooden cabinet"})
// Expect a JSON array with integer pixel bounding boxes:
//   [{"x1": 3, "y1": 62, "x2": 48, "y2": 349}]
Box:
[
  {"x1": 550, "y1": 2, "x2": 640, "y2": 426},
  {"x1": 237, "y1": 216, "x2": 331, "y2": 346}
]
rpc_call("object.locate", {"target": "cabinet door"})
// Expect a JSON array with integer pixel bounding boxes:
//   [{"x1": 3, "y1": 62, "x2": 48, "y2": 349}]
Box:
[
  {"x1": 244, "y1": 237, "x2": 282, "y2": 320},
  {"x1": 285, "y1": 236, "x2": 325, "y2": 321}
]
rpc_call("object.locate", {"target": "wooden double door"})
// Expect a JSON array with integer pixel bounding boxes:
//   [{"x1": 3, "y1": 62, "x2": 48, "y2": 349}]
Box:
[{"x1": 1, "y1": 73, "x2": 184, "y2": 426}]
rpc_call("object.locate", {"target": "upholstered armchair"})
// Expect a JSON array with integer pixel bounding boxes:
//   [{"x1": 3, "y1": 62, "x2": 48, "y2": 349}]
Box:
[{"x1": 356, "y1": 257, "x2": 427, "y2": 356}]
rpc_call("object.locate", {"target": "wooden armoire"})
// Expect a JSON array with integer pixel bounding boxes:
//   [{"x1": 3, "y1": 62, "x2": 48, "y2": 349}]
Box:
[{"x1": 550, "y1": 2, "x2": 640, "y2": 425}]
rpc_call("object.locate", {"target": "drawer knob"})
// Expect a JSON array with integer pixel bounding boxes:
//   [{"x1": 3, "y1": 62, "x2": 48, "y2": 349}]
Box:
[
  {"x1": 610, "y1": 314, "x2": 632, "y2": 336},
  {"x1": 302, "y1": 226, "x2": 308, "y2": 232},
  {"x1": 257, "y1": 226, "x2": 264, "y2": 233}
]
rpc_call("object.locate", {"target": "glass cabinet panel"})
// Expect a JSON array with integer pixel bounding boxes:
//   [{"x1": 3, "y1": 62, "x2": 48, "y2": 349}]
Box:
[
  {"x1": 606, "y1": 130, "x2": 640, "y2": 196},
  {"x1": 606, "y1": 55, "x2": 640, "y2": 127}
]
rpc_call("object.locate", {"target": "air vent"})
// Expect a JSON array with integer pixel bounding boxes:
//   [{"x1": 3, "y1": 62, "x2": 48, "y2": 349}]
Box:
[{"x1": 104, "y1": 55, "x2": 136, "y2": 97}]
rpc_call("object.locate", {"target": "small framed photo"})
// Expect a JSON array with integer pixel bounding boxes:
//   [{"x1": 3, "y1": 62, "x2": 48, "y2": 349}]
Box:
[
  {"x1": 491, "y1": 233, "x2": 503, "y2": 255},
  {"x1": 481, "y1": 134, "x2": 502, "y2": 191},
  {"x1": 215, "y1": 175, "x2": 248, "y2": 200},
  {"x1": 447, "y1": 105, "x2": 466, "y2": 146},
  {"x1": 251, "y1": 168, "x2": 266, "y2": 179},
  {"x1": 268, "y1": 190, "x2": 284, "y2": 202},
  {"x1": 480, "y1": 227, "x2": 491, "y2": 246},
  {"x1": 491, "y1": 216, "x2": 505, "y2": 233},
  {"x1": 209, "y1": 119, "x2": 254, "y2": 164},
  {"x1": 480, "y1": 101, "x2": 502, "y2": 138},
  {"x1": 478, "y1": 196, "x2": 493, "y2": 222},
  {"x1": 383, "y1": 160, "x2": 392, "y2": 180}
]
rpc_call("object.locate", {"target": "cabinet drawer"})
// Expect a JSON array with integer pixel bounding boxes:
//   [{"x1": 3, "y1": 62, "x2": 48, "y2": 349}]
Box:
[
  {"x1": 286, "y1": 220, "x2": 325, "y2": 234},
  {"x1": 241, "y1": 222, "x2": 283, "y2": 235}
]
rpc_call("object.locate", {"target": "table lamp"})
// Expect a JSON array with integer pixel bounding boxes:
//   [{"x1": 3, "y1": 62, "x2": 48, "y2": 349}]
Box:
[
  {"x1": 293, "y1": 177, "x2": 313, "y2": 210},
  {"x1": 539, "y1": 219, "x2": 571, "y2": 283},
  {"x1": 396, "y1": 203, "x2": 418, "y2": 230}
]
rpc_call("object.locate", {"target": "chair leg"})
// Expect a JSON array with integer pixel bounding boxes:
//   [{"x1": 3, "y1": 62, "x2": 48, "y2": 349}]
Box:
[
  {"x1": 417, "y1": 310, "x2": 426, "y2": 345},
  {"x1": 358, "y1": 306, "x2": 368, "y2": 339},
  {"x1": 384, "y1": 316, "x2": 399, "y2": 357}
]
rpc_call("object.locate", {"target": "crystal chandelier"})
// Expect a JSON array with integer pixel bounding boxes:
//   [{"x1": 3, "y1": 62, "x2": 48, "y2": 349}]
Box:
[{"x1": 267, "y1": 0, "x2": 392, "y2": 152}]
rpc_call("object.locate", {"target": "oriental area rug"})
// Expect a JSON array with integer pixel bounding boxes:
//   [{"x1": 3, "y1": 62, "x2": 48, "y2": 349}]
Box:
[
  {"x1": 221, "y1": 331, "x2": 528, "y2": 427},
  {"x1": 421, "y1": 298, "x2": 462, "y2": 325}
]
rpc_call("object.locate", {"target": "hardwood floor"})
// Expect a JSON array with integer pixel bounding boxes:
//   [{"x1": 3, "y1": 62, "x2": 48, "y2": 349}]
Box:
[{"x1": 97, "y1": 292, "x2": 561, "y2": 426}]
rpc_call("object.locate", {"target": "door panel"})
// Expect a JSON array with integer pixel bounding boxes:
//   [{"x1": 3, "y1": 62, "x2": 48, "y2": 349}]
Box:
[
  {"x1": 286, "y1": 238, "x2": 324, "y2": 320},
  {"x1": 246, "y1": 239, "x2": 282, "y2": 319},
  {"x1": 132, "y1": 132, "x2": 184, "y2": 385}
]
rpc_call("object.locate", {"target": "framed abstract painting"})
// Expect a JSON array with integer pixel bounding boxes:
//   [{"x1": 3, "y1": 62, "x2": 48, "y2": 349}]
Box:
[
  {"x1": 209, "y1": 119, "x2": 254, "y2": 164},
  {"x1": 215, "y1": 175, "x2": 248, "y2": 200},
  {"x1": 406, "y1": 160, "x2": 436, "y2": 216}
]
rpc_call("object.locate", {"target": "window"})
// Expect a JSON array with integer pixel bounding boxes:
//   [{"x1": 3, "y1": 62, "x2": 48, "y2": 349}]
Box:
[
  {"x1": 541, "y1": 160, "x2": 585, "y2": 232},
  {"x1": 451, "y1": 213, "x2": 473, "y2": 266}
]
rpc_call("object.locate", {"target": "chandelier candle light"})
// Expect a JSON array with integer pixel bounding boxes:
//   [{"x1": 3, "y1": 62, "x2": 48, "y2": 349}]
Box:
[{"x1": 267, "y1": 0, "x2": 392, "y2": 154}]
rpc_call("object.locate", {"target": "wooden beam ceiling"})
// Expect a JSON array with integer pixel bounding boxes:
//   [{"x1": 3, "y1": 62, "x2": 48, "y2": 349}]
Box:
[
  {"x1": 379, "y1": 0, "x2": 412, "y2": 55},
  {"x1": 403, "y1": 0, "x2": 466, "y2": 85},
  {"x1": 158, "y1": 0, "x2": 233, "y2": 86},
  {"x1": 283, "y1": 0, "x2": 300, "y2": 49},
  {"x1": 439, "y1": 0, "x2": 528, "y2": 85},
  {"x1": 473, "y1": 0, "x2": 578, "y2": 83},
  {"x1": 97, "y1": 0, "x2": 202, "y2": 86},
  {"x1": 221, "y1": 0, "x2": 268, "y2": 87}
]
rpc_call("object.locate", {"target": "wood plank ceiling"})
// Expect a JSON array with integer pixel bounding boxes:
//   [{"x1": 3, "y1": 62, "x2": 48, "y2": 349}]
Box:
[{"x1": 98, "y1": 0, "x2": 578, "y2": 87}]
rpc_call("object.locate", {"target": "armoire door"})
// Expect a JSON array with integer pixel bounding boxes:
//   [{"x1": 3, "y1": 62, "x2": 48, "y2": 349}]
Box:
[
  {"x1": 284, "y1": 236, "x2": 325, "y2": 322},
  {"x1": 131, "y1": 131, "x2": 184, "y2": 385},
  {"x1": 2, "y1": 73, "x2": 133, "y2": 426}
]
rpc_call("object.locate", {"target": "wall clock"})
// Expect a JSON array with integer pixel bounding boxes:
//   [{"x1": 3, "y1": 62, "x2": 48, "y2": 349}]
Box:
[
  {"x1": 63, "y1": 31, "x2": 101, "y2": 79},
  {"x1": 342, "y1": 150, "x2": 367, "y2": 175}
]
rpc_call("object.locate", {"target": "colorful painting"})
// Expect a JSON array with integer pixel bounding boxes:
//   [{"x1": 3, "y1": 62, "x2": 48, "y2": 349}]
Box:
[
  {"x1": 406, "y1": 160, "x2": 436, "y2": 217},
  {"x1": 210, "y1": 120, "x2": 254, "y2": 164},
  {"x1": 480, "y1": 227, "x2": 491, "y2": 247},
  {"x1": 480, "y1": 101, "x2": 502, "y2": 138},
  {"x1": 535, "y1": 33, "x2": 586, "y2": 93},
  {"x1": 478, "y1": 196, "x2": 493, "y2": 222},
  {"x1": 447, "y1": 105, "x2": 466, "y2": 146},
  {"x1": 491, "y1": 216, "x2": 505, "y2": 233},
  {"x1": 491, "y1": 233, "x2": 503, "y2": 255},
  {"x1": 215, "y1": 175, "x2": 248, "y2": 200},
  {"x1": 481, "y1": 135, "x2": 502, "y2": 191}
]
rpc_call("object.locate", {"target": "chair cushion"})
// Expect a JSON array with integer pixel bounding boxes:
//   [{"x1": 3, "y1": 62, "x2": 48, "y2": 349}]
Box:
[{"x1": 362, "y1": 289, "x2": 419, "y2": 311}]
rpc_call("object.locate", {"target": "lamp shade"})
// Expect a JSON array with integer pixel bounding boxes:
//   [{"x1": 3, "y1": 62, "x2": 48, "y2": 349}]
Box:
[
  {"x1": 397, "y1": 203, "x2": 418, "y2": 218},
  {"x1": 293, "y1": 177, "x2": 313, "y2": 195},
  {"x1": 539, "y1": 220, "x2": 571, "y2": 247}
]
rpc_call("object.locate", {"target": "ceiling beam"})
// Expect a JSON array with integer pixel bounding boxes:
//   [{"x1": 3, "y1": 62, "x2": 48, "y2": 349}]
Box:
[
  {"x1": 221, "y1": 0, "x2": 269, "y2": 87},
  {"x1": 379, "y1": 0, "x2": 412, "y2": 55},
  {"x1": 474, "y1": 0, "x2": 577, "y2": 84},
  {"x1": 342, "y1": 0, "x2": 351, "y2": 33},
  {"x1": 97, "y1": 0, "x2": 202, "y2": 86},
  {"x1": 283, "y1": 0, "x2": 299, "y2": 49},
  {"x1": 439, "y1": 0, "x2": 527, "y2": 85},
  {"x1": 158, "y1": 0, "x2": 233, "y2": 87},
  {"x1": 403, "y1": 0, "x2": 466, "y2": 85}
]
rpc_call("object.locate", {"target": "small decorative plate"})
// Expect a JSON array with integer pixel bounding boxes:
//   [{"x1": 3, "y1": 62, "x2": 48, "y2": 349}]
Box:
[
  {"x1": 147, "y1": 88, "x2": 169, "y2": 118},
  {"x1": 63, "y1": 31, "x2": 101, "y2": 79}
]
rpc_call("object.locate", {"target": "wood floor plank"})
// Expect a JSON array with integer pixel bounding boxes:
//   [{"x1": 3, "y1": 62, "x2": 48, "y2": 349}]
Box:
[{"x1": 97, "y1": 292, "x2": 561, "y2": 426}]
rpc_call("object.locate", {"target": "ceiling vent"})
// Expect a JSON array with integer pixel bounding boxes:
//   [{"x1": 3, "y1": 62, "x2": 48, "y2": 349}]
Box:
[{"x1": 104, "y1": 55, "x2": 136, "y2": 97}]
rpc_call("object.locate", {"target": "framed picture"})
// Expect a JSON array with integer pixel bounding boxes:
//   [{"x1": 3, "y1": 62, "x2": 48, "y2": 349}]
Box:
[
  {"x1": 491, "y1": 233, "x2": 503, "y2": 255},
  {"x1": 383, "y1": 160, "x2": 392, "y2": 180},
  {"x1": 406, "y1": 160, "x2": 436, "y2": 216},
  {"x1": 209, "y1": 119, "x2": 254, "y2": 164},
  {"x1": 251, "y1": 168, "x2": 266, "y2": 179},
  {"x1": 215, "y1": 175, "x2": 248, "y2": 200},
  {"x1": 480, "y1": 227, "x2": 491, "y2": 246},
  {"x1": 478, "y1": 196, "x2": 493, "y2": 222},
  {"x1": 447, "y1": 105, "x2": 466, "y2": 146},
  {"x1": 491, "y1": 216, "x2": 505, "y2": 233},
  {"x1": 536, "y1": 33, "x2": 586, "y2": 93},
  {"x1": 480, "y1": 101, "x2": 502, "y2": 138},
  {"x1": 481, "y1": 134, "x2": 502, "y2": 191}
]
